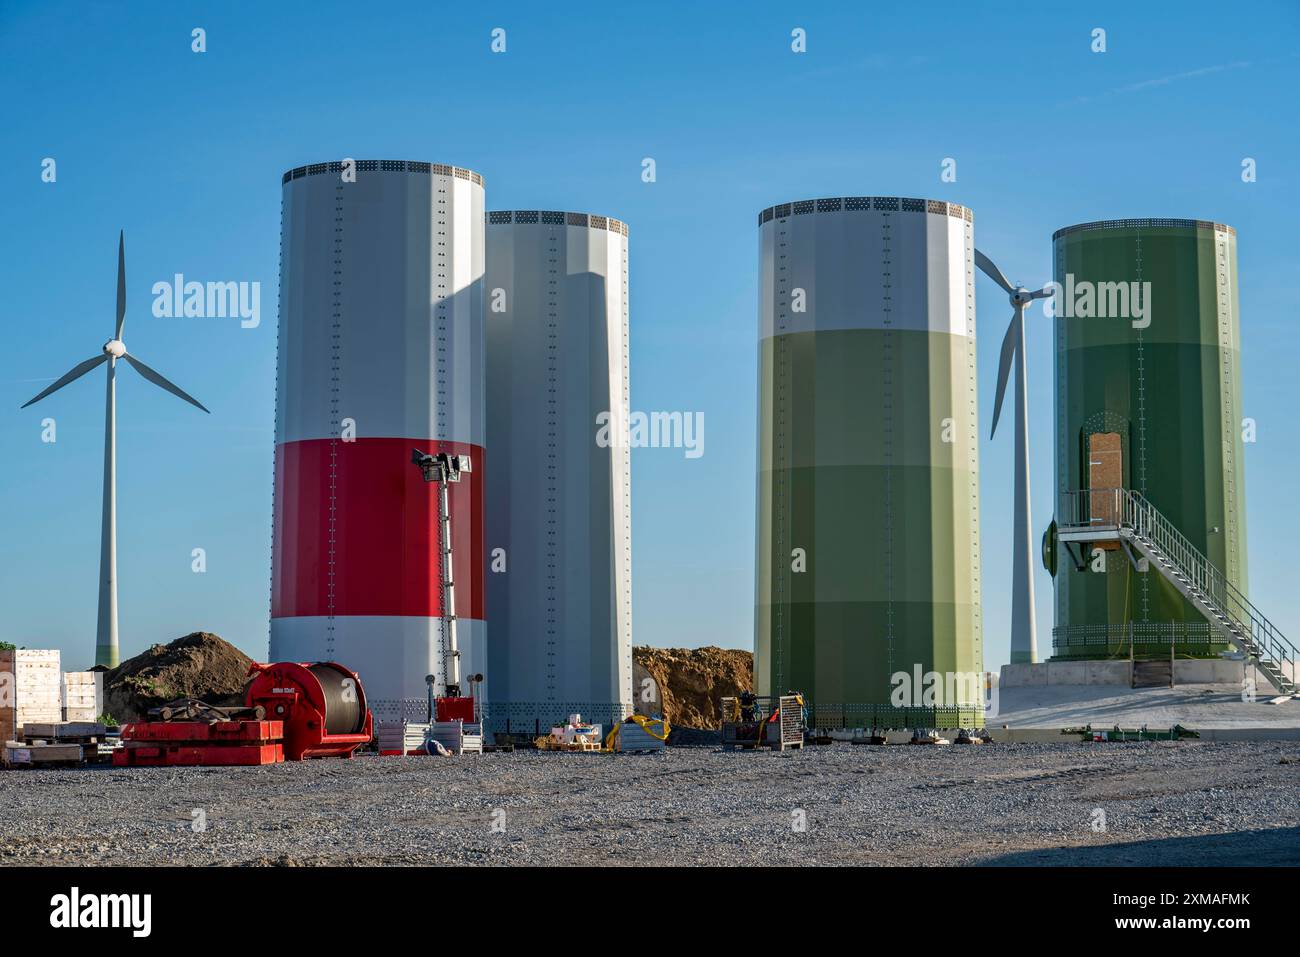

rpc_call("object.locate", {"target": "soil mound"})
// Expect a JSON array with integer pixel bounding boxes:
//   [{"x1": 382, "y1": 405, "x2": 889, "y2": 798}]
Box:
[
  {"x1": 103, "y1": 632, "x2": 254, "y2": 723},
  {"x1": 632, "y1": 646, "x2": 753, "y2": 729}
]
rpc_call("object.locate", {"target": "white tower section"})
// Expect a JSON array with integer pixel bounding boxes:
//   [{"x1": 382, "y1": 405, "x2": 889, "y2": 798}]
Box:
[
  {"x1": 485, "y1": 210, "x2": 632, "y2": 734},
  {"x1": 272, "y1": 160, "x2": 487, "y2": 723}
]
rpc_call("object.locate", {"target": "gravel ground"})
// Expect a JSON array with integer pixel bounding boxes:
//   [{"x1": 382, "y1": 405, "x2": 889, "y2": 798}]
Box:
[{"x1": 1, "y1": 742, "x2": 1296, "y2": 866}]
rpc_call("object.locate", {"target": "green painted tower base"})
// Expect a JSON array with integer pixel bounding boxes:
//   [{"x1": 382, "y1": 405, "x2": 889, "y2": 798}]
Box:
[
  {"x1": 755, "y1": 197, "x2": 985, "y2": 728},
  {"x1": 1049, "y1": 219, "x2": 1246, "y2": 662}
]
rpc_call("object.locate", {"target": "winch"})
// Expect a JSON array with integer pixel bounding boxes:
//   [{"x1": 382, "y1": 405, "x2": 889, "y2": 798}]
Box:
[{"x1": 245, "y1": 661, "x2": 374, "y2": 760}]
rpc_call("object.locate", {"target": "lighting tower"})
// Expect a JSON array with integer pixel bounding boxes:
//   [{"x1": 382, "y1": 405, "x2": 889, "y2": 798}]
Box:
[{"x1": 411, "y1": 449, "x2": 473, "y2": 702}]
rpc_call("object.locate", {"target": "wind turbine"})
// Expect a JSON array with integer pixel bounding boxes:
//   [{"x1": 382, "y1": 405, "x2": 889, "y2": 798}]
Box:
[
  {"x1": 974, "y1": 248, "x2": 1052, "y2": 665},
  {"x1": 21, "y1": 232, "x2": 209, "y2": 668}
]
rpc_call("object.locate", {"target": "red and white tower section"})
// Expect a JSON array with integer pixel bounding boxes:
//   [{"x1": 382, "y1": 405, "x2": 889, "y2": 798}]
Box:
[{"x1": 272, "y1": 160, "x2": 486, "y2": 722}]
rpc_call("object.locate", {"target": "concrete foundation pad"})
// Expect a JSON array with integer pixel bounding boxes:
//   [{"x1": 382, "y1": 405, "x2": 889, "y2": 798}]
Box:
[
  {"x1": 1001, "y1": 659, "x2": 1282, "y2": 692},
  {"x1": 822, "y1": 722, "x2": 1300, "y2": 743},
  {"x1": 989, "y1": 682, "x2": 1299, "y2": 735}
]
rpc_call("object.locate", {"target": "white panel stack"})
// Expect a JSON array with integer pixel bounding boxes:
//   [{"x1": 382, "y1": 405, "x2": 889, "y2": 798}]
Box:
[
  {"x1": 1, "y1": 649, "x2": 63, "y2": 740},
  {"x1": 485, "y1": 211, "x2": 633, "y2": 735},
  {"x1": 62, "y1": 671, "x2": 104, "y2": 722}
]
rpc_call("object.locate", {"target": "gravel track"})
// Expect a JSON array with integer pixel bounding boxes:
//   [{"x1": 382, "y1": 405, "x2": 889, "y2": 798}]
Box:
[{"x1": 1, "y1": 742, "x2": 1296, "y2": 866}]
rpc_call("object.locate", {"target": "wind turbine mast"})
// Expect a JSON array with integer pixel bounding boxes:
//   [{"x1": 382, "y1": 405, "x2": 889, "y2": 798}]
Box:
[
  {"x1": 98, "y1": 233, "x2": 125, "y2": 667},
  {"x1": 974, "y1": 248, "x2": 1053, "y2": 665}
]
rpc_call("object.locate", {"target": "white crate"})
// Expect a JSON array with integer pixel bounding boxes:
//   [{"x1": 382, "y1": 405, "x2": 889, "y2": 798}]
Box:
[
  {"x1": 62, "y1": 671, "x2": 103, "y2": 722},
  {"x1": 10, "y1": 650, "x2": 62, "y2": 727},
  {"x1": 377, "y1": 719, "x2": 429, "y2": 754},
  {"x1": 427, "y1": 721, "x2": 484, "y2": 755}
]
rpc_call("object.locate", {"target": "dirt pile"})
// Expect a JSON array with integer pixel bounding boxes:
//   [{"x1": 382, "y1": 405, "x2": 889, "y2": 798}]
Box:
[
  {"x1": 633, "y1": 646, "x2": 753, "y2": 729},
  {"x1": 103, "y1": 632, "x2": 255, "y2": 723}
]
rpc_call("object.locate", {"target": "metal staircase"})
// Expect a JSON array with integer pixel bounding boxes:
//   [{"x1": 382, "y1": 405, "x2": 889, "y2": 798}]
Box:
[{"x1": 1058, "y1": 488, "x2": 1297, "y2": 697}]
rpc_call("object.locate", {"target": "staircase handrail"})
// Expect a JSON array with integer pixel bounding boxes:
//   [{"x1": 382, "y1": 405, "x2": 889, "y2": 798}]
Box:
[{"x1": 1059, "y1": 487, "x2": 1297, "y2": 677}]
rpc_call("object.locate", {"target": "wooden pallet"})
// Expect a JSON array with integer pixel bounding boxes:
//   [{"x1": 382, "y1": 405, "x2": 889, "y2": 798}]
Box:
[
  {"x1": 4, "y1": 740, "x2": 85, "y2": 767},
  {"x1": 21, "y1": 721, "x2": 107, "y2": 740}
]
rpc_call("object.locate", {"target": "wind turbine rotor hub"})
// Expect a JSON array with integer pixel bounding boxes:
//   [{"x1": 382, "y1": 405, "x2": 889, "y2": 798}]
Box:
[
  {"x1": 1012, "y1": 288, "x2": 1032, "y2": 306},
  {"x1": 103, "y1": 339, "x2": 126, "y2": 358}
]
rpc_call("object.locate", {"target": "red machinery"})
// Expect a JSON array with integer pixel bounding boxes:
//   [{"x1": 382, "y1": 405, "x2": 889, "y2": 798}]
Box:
[
  {"x1": 115, "y1": 719, "x2": 284, "y2": 766},
  {"x1": 435, "y1": 696, "x2": 475, "y2": 723},
  {"x1": 246, "y1": 661, "x2": 374, "y2": 761}
]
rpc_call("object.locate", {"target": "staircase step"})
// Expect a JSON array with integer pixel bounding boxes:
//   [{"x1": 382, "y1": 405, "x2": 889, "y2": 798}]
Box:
[{"x1": 1132, "y1": 660, "x2": 1174, "y2": 688}]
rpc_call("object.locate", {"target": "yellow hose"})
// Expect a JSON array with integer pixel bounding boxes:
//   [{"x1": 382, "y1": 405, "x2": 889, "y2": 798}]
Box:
[{"x1": 604, "y1": 714, "x2": 670, "y2": 751}]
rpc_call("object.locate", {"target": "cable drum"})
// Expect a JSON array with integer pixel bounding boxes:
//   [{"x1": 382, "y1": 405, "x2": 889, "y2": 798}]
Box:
[{"x1": 310, "y1": 664, "x2": 365, "y2": 735}]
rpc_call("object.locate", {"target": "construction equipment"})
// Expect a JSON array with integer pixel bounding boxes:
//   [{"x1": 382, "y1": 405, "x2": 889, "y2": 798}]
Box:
[
  {"x1": 1063, "y1": 723, "x2": 1200, "y2": 742},
  {"x1": 147, "y1": 699, "x2": 264, "y2": 723},
  {"x1": 108, "y1": 667, "x2": 372, "y2": 767},
  {"x1": 535, "y1": 714, "x2": 603, "y2": 752},
  {"x1": 245, "y1": 661, "x2": 373, "y2": 760},
  {"x1": 412, "y1": 449, "x2": 484, "y2": 724},
  {"x1": 421, "y1": 671, "x2": 485, "y2": 756},
  {"x1": 114, "y1": 718, "x2": 284, "y2": 766},
  {"x1": 720, "y1": 693, "x2": 805, "y2": 751},
  {"x1": 110, "y1": 699, "x2": 283, "y2": 767}
]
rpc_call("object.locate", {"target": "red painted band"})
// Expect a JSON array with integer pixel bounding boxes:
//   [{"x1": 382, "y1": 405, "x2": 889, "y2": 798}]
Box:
[{"x1": 271, "y1": 437, "x2": 485, "y2": 619}]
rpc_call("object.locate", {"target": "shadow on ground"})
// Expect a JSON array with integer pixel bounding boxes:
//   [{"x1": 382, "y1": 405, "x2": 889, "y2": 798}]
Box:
[{"x1": 982, "y1": 826, "x2": 1300, "y2": 866}]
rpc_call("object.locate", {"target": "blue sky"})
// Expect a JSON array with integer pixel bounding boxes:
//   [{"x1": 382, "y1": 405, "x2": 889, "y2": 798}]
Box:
[{"x1": 2, "y1": 1, "x2": 1297, "y2": 672}]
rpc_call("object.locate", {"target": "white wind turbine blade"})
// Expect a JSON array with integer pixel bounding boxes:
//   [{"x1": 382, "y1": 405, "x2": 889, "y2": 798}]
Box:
[
  {"x1": 122, "y1": 353, "x2": 209, "y2": 412},
  {"x1": 974, "y1": 248, "x2": 1016, "y2": 295},
  {"x1": 1029, "y1": 285, "x2": 1054, "y2": 300},
  {"x1": 989, "y1": 313, "x2": 1020, "y2": 439},
  {"x1": 115, "y1": 230, "x2": 127, "y2": 340},
  {"x1": 20, "y1": 354, "x2": 109, "y2": 408}
]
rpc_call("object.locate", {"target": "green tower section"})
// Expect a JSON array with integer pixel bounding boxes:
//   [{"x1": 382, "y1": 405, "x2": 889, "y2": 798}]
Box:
[
  {"x1": 1050, "y1": 219, "x2": 1247, "y2": 660},
  {"x1": 755, "y1": 198, "x2": 984, "y2": 729}
]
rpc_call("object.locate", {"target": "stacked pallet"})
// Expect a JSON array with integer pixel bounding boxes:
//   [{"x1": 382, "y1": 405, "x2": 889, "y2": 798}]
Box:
[
  {"x1": 4, "y1": 742, "x2": 85, "y2": 766},
  {"x1": 0, "y1": 649, "x2": 62, "y2": 744},
  {"x1": 4, "y1": 720, "x2": 109, "y2": 767},
  {"x1": 62, "y1": 671, "x2": 103, "y2": 722}
]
